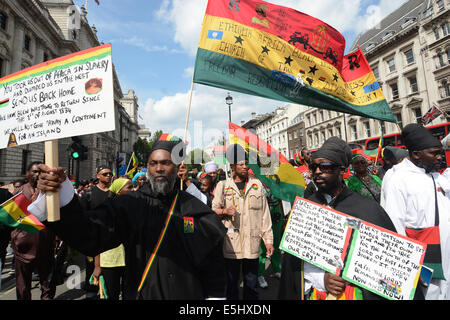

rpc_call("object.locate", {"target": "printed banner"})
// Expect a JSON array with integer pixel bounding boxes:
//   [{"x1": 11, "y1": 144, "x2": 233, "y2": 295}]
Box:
[
  {"x1": 280, "y1": 197, "x2": 427, "y2": 300},
  {"x1": 194, "y1": 0, "x2": 396, "y2": 122},
  {"x1": 0, "y1": 43, "x2": 114, "y2": 149}
]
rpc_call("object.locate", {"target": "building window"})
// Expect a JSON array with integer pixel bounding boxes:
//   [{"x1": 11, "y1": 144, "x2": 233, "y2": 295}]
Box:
[
  {"x1": 437, "y1": 0, "x2": 444, "y2": 11},
  {"x1": 350, "y1": 125, "x2": 357, "y2": 141},
  {"x1": 447, "y1": 48, "x2": 450, "y2": 64},
  {"x1": 395, "y1": 113, "x2": 403, "y2": 130},
  {"x1": 434, "y1": 28, "x2": 440, "y2": 40},
  {"x1": 321, "y1": 131, "x2": 326, "y2": 143},
  {"x1": 408, "y1": 75, "x2": 418, "y2": 93},
  {"x1": 0, "y1": 12, "x2": 7, "y2": 30},
  {"x1": 404, "y1": 49, "x2": 414, "y2": 64},
  {"x1": 441, "y1": 80, "x2": 450, "y2": 98},
  {"x1": 313, "y1": 114, "x2": 317, "y2": 125},
  {"x1": 314, "y1": 133, "x2": 319, "y2": 145},
  {"x1": 387, "y1": 58, "x2": 396, "y2": 72},
  {"x1": 328, "y1": 129, "x2": 333, "y2": 138},
  {"x1": 372, "y1": 66, "x2": 379, "y2": 78},
  {"x1": 438, "y1": 52, "x2": 445, "y2": 67},
  {"x1": 390, "y1": 82, "x2": 399, "y2": 100},
  {"x1": 413, "y1": 108, "x2": 422, "y2": 124},
  {"x1": 21, "y1": 150, "x2": 30, "y2": 175},
  {"x1": 294, "y1": 131, "x2": 298, "y2": 139},
  {"x1": 24, "y1": 35, "x2": 31, "y2": 51},
  {"x1": 364, "y1": 122, "x2": 371, "y2": 137},
  {"x1": 336, "y1": 127, "x2": 341, "y2": 139},
  {"x1": 308, "y1": 135, "x2": 313, "y2": 146},
  {"x1": 443, "y1": 22, "x2": 449, "y2": 37}
]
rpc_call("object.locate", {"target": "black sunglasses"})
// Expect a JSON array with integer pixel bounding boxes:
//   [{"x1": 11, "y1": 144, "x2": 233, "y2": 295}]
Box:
[
  {"x1": 309, "y1": 162, "x2": 339, "y2": 173},
  {"x1": 101, "y1": 172, "x2": 113, "y2": 177}
]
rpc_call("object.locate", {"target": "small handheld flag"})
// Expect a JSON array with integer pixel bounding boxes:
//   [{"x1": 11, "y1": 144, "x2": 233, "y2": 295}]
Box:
[{"x1": 0, "y1": 193, "x2": 45, "y2": 235}]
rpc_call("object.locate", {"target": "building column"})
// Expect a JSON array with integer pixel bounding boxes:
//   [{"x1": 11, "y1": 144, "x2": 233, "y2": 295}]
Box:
[
  {"x1": 34, "y1": 38, "x2": 44, "y2": 65},
  {"x1": 11, "y1": 16, "x2": 25, "y2": 72}
]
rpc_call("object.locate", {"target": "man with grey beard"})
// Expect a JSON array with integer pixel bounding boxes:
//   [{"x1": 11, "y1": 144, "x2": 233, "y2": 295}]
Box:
[{"x1": 29, "y1": 134, "x2": 227, "y2": 300}]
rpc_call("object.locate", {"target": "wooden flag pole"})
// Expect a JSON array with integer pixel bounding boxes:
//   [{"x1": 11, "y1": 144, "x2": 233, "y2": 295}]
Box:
[
  {"x1": 45, "y1": 140, "x2": 60, "y2": 222},
  {"x1": 181, "y1": 81, "x2": 195, "y2": 191}
]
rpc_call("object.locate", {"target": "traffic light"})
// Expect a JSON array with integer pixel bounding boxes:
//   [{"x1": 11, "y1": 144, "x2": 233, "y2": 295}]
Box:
[{"x1": 70, "y1": 137, "x2": 88, "y2": 161}]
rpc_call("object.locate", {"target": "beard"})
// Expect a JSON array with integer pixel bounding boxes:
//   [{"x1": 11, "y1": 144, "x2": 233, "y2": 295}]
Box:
[
  {"x1": 314, "y1": 174, "x2": 341, "y2": 195},
  {"x1": 414, "y1": 158, "x2": 441, "y2": 173},
  {"x1": 147, "y1": 171, "x2": 177, "y2": 196}
]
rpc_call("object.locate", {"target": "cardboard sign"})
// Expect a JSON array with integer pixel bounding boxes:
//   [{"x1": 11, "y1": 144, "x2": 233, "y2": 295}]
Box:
[
  {"x1": 0, "y1": 44, "x2": 114, "y2": 149},
  {"x1": 280, "y1": 197, "x2": 427, "y2": 300}
]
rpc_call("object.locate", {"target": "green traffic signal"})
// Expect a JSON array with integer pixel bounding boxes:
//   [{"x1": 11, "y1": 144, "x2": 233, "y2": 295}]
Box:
[{"x1": 72, "y1": 151, "x2": 80, "y2": 159}]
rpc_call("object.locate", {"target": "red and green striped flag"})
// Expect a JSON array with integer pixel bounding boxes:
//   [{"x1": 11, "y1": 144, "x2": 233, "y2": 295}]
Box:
[
  {"x1": 229, "y1": 122, "x2": 305, "y2": 203},
  {"x1": 194, "y1": 0, "x2": 396, "y2": 123},
  {"x1": 0, "y1": 193, "x2": 45, "y2": 235}
]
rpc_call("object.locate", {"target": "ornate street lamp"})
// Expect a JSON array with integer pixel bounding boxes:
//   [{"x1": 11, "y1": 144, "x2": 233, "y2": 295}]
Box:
[{"x1": 225, "y1": 92, "x2": 233, "y2": 123}]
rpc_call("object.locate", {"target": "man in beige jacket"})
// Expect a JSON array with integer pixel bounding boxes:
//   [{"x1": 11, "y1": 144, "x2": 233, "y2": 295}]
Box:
[{"x1": 212, "y1": 144, "x2": 273, "y2": 300}]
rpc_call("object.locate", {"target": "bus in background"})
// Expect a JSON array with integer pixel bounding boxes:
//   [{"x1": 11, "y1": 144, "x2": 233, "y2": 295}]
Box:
[{"x1": 364, "y1": 122, "x2": 450, "y2": 168}]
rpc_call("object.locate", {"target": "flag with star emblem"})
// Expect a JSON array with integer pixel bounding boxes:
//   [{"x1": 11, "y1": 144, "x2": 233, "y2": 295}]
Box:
[
  {"x1": 193, "y1": 0, "x2": 396, "y2": 123},
  {"x1": 0, "y1": 193, "x2": 45, "y2": 235}
]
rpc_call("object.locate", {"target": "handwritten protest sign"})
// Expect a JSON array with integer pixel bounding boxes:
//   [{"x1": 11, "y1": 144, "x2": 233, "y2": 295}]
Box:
[
  {"x1": 280, "y1": 197, "x2": 426, "y2": 300},
  {"x1": 0, "y1": 43, "x2": 114, "y2": 149}
]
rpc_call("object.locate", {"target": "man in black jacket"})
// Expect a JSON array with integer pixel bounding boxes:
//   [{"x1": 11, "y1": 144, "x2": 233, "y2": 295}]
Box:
[
  {"x1": 278, "y1": 137, "x2": 404, "y2": 300},
  {"x1": 30, "y1": 134, "x2": 227, "y2": 300}
]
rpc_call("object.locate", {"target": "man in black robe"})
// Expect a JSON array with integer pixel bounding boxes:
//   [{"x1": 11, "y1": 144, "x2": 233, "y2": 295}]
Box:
[
  {"x1": 278, "y1": 137, "x2": 403, "y2": 300},
  {"x1": 30, "y1": 134, "x2": 227, "y2": 300}
]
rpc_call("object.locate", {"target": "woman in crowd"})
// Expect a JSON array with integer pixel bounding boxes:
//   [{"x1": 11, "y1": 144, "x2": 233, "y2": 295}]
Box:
[{"x1": 346, "y1": 154, "x2": 382, "y2": 203}]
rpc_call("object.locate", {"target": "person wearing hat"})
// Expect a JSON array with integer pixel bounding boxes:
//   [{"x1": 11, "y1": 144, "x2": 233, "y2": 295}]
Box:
[
  {"x1": 78, "y1": 164, "x2": 113, "y2": 299},
  {"x1": 379, "y1": 146, "x2": 409, "y2": 207},
  {"x1": 131, "y1": 172, "x2": 147, "y2": 191},
  {"x1": 91, "y1": 178, "x2": 133, "y2": 300},
  {"x1": 28, "y1": 134, "x2": 227, "y2": 300},
  {"x1": 346, "y1": 154, "x2": 382, "y2": 203},
  {"x1": 212, "y1": 144, "x2": 273, "y2": 300},
  {"x1": 377, "y1": 146, "x2": 409, "y2": 180},
  {"x1": 203, "y1": 161, "x2": 219, "y2": 201},
  {"x1": 278, "y1": 137, "x2": 398, "y2": 300},
  {"x1": 382, "y1": 123, "x2": 450, "y2": 300}
]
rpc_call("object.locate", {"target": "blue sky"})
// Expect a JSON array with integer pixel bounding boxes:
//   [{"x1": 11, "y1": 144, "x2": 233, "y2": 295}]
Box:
[{"x1": 73, "y1": 0, "x2": 407, "y2": 149}]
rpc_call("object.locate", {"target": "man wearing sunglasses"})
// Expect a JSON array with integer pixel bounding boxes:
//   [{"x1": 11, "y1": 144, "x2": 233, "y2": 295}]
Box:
[
  {"x1": 279, "y1": 137, "x2": 399, "y2": 300},
  {"x1": 79, "y1": 165, "x2": 113, "y2": 299}
]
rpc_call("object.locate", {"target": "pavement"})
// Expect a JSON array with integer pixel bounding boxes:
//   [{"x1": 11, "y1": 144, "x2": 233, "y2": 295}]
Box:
[
  {"x1": 0, "y1": 244, "x2": 281, "y2": 300},
  {"x1": 0, "y1": 245, "x2": 88, "y2": 300}
]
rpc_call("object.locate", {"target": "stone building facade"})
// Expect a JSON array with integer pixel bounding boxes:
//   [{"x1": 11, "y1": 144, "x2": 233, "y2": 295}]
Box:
[
  {"x1": 304, "y1": 0, "x2": 449, "y2": 150},
  {"x1": 0, "y1": 0, "x2": 146, "y2": 183}
]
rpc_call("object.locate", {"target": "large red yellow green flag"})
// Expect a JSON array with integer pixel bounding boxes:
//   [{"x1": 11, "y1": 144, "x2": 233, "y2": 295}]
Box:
[
  {"x1": 229, "y1": 122, "x2": 305, "y2": 203},
  {"x1": 194, "y1": 0, "x2": 396, "y2": 123}
]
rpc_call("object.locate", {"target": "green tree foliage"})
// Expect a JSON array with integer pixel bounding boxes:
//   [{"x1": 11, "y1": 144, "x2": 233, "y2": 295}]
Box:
[
  {"x1": 185, "y1": 148, "x2": 211, "y2": 171},
  {"x1": 132, "y1": 130, "x2": 163, "y2": 167}
]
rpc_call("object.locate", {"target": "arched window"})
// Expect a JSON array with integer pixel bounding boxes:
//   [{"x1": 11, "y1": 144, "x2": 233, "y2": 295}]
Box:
[{"x1": 0, "y1": 12, "x2": 7, "y2": 30}]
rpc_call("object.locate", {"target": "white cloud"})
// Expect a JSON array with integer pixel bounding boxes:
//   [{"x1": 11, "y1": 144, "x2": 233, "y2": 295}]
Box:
[
  {"x1": 156, "y1": 0, "x2": 207, "y2": 56},
  {"x1": 140, "y1": 85, "x2": 291, "y2": 149},
  {"x1": 183, "y1": 66, "x2": 194, "y2": 78}
]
